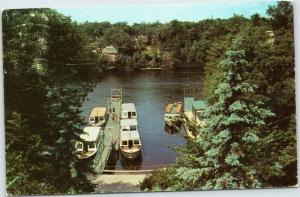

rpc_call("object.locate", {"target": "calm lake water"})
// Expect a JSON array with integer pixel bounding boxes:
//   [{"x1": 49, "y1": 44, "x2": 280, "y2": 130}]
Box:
[{"x1": 81, "y1": 68, "x2": 204, "y2": 170}]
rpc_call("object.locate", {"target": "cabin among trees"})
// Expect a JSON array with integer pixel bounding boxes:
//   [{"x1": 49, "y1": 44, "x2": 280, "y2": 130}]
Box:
[
  {"x1": 266, "y1": 30, "x2": 275, "y2": 44},
  {"x1": 102, "y1": 45, "x2": 118, "y2": 62}
]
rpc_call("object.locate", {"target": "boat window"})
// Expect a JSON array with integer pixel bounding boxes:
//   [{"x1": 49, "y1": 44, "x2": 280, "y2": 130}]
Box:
[
  {"x1": 83, "y1": 143, "x2": 88, "y2": 152},
  {"x1": 90, "y1": 117, "x2": 94, "y2": 122},
  {"x1": 122, "y1": 128, "x2": 129, "y2": 132},
  {"x1": 99, "y1": 116, "x2": 104, "y2": 121},
  {"x1": 134, "y1": 140, "x2": 139, "y2": 145},
  {"x1": 128, "y1": 140, "x2": 133, "y2": 148},
  {"x1": 132, "y1": 112, "x2": 136, "y2": 117},
  {"x1": 122, "y1": 141, "x2": 128, "y2": 146},
  {"x1": 88, "y1": 142, "x2": 95, "y2": 149},
  {"x1": 130, "y1": 125, "x2": 137, "y2": 131},
  {"x1": 196, "y1": 110, "x2": 204, "y2": 119},
  {"x1": 95, "y1": 117, "x2": 99, "y2": 123},
  {"x1": 77, "y1": 143, "x2": 83, "y2": 150}
]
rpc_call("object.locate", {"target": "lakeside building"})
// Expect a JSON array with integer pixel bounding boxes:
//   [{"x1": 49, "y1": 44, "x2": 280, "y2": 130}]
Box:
[
  {"x1": 266, "y1": 30, "x2": 275, "y2": 45},
  {"x1": 102, "y1": 45, "x2": 118, "y2": 62}
]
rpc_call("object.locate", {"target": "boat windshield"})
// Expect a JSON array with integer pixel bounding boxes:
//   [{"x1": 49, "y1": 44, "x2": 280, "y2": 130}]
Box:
[
  {"x1": 122, "y1": 128, "x2": 130, "y2": 132},
  {"x1": 128, "y1": 140, "x2": 133, "y2": 148},
  {"x1": 130, "y1": 125, "x2": 137, "y2": 131},
  {"x1": 88, "y1": 142, "x2": 95, "y2": 149}
]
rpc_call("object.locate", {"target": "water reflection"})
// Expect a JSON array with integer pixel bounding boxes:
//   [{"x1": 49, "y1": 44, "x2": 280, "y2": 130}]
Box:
[
  {"x1": 164, "y1": 124, "x2": 182, "y2": 135},
  {"x1": 120, "y1": 154, "x2": 143, "y2": 170},
  {"x1": 106, "y1": 150, "x2": 143, "y2": 170}
]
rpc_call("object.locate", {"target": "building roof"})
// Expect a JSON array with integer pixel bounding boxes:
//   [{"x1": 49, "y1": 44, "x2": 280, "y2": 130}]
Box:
[
  {"x1": 79, "y1": 127, "x2": 101, "y2": 142},
  {"x1": 120, "y1": 119, "x2": 138, "y2": 127},
  {"x1": 90, "y1": 107, "x2": 107, "y2": 117},
  {"x1": 122, "y1": 103, "x2": 136, "y2": 112},
  {"x1": 120, "y1": 130, "x2": 140, "y2": 140},
  {"x1": 193, "y1": 100, "x2": 207, "y2": 110},
  {"x1": 184, "y1": 97, "x2": 194, "y2": 112},
  {"x1": 102, "y1": 45, "x2": 118, "y2": 54},
  {"x1": 266, "y1": 30, "x2": 275, "y2": 37}
]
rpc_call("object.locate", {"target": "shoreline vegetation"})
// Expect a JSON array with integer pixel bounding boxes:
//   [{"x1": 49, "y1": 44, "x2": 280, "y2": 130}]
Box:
[{"x1": 3, "y1": 1, "x2": 296, "y2": 195}]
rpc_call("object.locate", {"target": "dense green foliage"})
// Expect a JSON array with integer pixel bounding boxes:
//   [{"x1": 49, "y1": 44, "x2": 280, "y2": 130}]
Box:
[
  {"x1": 3, "y1": 9, "x2": 97, "y2": 195},
  {"x1": 79, "y1": 14, "x2": 249, "y2": 69},
  {"x1": 141, "y1": 1, "x2": 296, "y2": 190}
]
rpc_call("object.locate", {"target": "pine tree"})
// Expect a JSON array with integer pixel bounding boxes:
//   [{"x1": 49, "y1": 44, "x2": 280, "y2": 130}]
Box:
[
  {"x1": 147, "y1": 37, "x2": 275, "y2": 191},
  {"x1": 4, "y1": 9, "x2": 95, "y2": 195}
]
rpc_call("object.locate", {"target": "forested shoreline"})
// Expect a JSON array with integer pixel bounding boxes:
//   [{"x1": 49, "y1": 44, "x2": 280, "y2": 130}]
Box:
[
  {"x1": 3, "y1": 1, "x2": 296, "y2": 195},
  {"x1": 140, "y1": 2, "x2": 297, "y2": 190}
]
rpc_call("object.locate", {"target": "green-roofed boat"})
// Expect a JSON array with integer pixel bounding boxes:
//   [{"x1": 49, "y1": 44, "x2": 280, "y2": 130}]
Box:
[{"x1": 183, "y1": 97, "x2": 207, "y2": 138}]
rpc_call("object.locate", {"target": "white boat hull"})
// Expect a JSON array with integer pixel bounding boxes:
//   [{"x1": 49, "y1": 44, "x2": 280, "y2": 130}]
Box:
[
  {"x1": 121, "y1": 148, "x2": 141, "y2": 159},
  {"x1": 75, "y1": 150, "x2": 97, "y2": 160}
]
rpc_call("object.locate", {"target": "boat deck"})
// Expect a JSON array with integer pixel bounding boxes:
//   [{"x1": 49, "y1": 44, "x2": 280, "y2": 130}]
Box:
[{"x1": 93, "y1": 98, "x2": 121, "y2": 173}]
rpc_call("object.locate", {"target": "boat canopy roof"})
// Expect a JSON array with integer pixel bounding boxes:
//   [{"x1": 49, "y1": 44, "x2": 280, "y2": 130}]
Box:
[
  {"x1": 102, "y1": 45, "x2": 118, "y2": 54},
  {"x1": 122, "y1": 103, "x2": 136, "y2": 112},
  {"x1": 165, "y1": 102, "x2": 182, "y2": 113},
  {"x1": 121, "y1": 119, "x2": 138, "y2": 127},
  {"x1": 79, "y1": 127, "x2": 101, "y2": 142},
  {"x1": 184, "y1": 97, "x2": 207, "y2": 111},
  {"x1": 90, "y1": 107, "x2": 107, "y2": 117},
  {"x1": 184, "y1": 97, "x2": 194, "y2": 112},
  {"x1": 120, "y1": 130, "x2": 140, "y2": 140},
  {"x1": 193, "y1": 100, "x2": 207, "y2": 110},
  {"x1": 165, "y1": 104, "x2": 173, "y2": 113}
]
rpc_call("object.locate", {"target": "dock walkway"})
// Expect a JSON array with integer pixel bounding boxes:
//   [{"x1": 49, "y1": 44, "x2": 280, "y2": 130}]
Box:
[{"x1": 93, "y1": 98, "x2": 121, "y2": 173}]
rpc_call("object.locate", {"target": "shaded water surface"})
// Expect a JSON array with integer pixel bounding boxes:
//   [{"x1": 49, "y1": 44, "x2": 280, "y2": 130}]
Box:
[{"x1": 81, "y1": 68, "x2": 204, "y2": 170}]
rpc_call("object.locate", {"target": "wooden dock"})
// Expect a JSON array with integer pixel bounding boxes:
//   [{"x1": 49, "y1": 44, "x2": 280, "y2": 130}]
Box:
[{"x1": 92, "y1": 90, "x2": 122, "y2": 173}]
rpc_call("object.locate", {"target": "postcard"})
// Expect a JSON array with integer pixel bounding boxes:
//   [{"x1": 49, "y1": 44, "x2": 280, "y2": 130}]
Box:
[{"x1": 2, "y1": 0, "x2": 297, "y2": 195}]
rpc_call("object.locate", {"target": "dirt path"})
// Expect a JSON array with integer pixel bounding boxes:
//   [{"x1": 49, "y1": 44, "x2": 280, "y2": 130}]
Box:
[{"x1": 87, "y1": 174, "x2": 148, "y2": 193}]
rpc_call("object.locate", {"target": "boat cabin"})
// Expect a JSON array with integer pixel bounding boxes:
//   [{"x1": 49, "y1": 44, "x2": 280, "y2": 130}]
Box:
[
  {"x1": 164, "y1": 102, "x2": 182, "y2": 122},
  {"x1": 121, "y1": 103, "x2": 137, "y2": 119},
  {"x1": 184, "y1": 97, "x2": 207, "y2": 126},
  {"x1": 120, "y1": 130, "x2": 141, "y2": 149},
  {"x1": 75, "y1": 127, "x2": 101, "y2": 159},
  {"x1": 89, "y1": 107, "x2": 108, "y2": 126},
  {"x1": 119, "y1": 118, "x2": 141, "y2": 159},
  {"x1": 120, "y1": 119, "x2": 138, "y2": 132},
  {"x1": 192, "y1": 100, "x2": 206, "y2": 122}
]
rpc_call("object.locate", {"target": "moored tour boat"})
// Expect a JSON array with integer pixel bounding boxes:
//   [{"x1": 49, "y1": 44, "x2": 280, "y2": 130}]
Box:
[
  {"x1": 121, "y1": 103, "x2": 137, "y2": 119},
  {"x1": 119, "y1": 118, "x2": 142, "y2": 159},
  {"x1": 75, "y1": 127, "x2": 102, "y2": 160},
  {"x1": 89, "y1": 107, "x2": 108, "y2": 127},
  {"x1": 164, "y1": 102, "x2": 183, "y2": 127}
]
